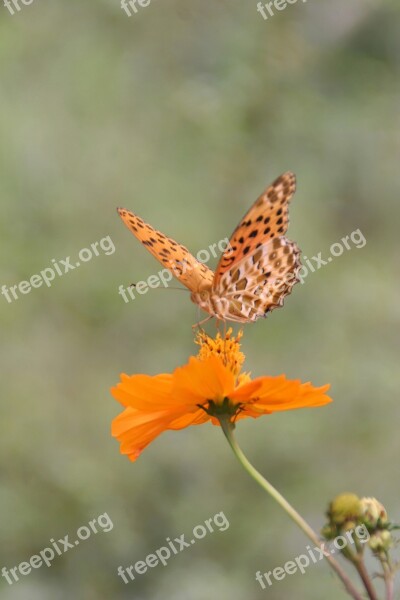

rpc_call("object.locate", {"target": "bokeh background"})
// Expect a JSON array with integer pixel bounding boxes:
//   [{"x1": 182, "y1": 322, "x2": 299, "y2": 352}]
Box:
[{"x1": 1, "y1": 1, "x2": 399, "y2": 598}]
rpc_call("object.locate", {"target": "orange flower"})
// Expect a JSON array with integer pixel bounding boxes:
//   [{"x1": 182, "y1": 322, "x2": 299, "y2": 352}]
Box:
[{"x1": 111, "y1": 330, "x2": 332, "y2": 461}]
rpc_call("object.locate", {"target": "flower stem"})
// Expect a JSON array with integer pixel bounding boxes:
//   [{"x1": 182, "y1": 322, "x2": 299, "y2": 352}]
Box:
[
  {"x1": 219, "y1": 418, "x2": 364, "y2": 600},
  {"x1": 351, "y1": 557, "x2": 379, "y2": 600},
  {"x1": 338, "y1": 547, "x2": 378, "y2": 600},
  {"x1": 380, "y1": 554, "x2": 394, "y2": 600}
]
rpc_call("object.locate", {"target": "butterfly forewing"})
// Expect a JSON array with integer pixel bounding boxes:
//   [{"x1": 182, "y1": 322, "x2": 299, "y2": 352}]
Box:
[
  {"x1": 214, "y1": 171, "x2": 296, "y2": 285},
  {"x1": 117, "y1": 208, "x2": 214, "y2": 292}
]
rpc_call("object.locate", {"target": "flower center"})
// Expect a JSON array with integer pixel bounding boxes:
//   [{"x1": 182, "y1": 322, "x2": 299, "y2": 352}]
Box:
[{"x1": 199, "y1": 397, "x2": 242, "y2": 421}]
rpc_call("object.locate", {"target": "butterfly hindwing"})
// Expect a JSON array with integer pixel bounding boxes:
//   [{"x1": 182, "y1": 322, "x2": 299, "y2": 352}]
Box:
[
  {"x1": 117, "y1": 208, "x2": 214, "y2": 293},
  {"x1": 215, "y1": 237, "x2": 301, "y2": 322}
]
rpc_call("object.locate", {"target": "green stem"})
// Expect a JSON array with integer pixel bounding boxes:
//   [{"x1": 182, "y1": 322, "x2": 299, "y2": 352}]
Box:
[
  {"x1": 338, "y1": 545, "x2": 378, "y2": 600},
  {"x1": 219, "y1": 418, "x2": 364, "y2": 600}
]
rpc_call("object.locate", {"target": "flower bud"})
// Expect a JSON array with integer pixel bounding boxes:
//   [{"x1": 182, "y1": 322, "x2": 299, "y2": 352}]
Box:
[
  {"x1": 368, "y1": 530, "x2": 392, "y2": 552},
  {"x1": 360, "y1": 497, "x2": 388, "y2": 527},
  {"x1": 327, "y1": 493, "x2": 363, "y2": 527},
  {"x1": 321, "y1": 524, "x2": 336, "y2": 540}
]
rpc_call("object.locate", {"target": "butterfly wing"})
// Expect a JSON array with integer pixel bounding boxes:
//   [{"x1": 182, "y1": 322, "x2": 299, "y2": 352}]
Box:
[
  {"x1": 213, "y1": 172, "x2": 297, "y2": 285},
  {"x1": 216, "y1": 237, "x2": 301, "y2": 322},
  {"x1": 117, "y1": 208, "x2": 214, "y2": 292}
]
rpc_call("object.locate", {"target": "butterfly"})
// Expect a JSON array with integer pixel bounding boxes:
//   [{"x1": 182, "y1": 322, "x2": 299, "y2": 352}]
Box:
[{"x1": 117, "y1": 171, "x2": 301, "y2": 324}]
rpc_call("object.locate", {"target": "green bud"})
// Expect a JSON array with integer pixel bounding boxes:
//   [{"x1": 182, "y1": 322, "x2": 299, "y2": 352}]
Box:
[
  {"x1": 368, "y1": 530, "x2": 392, "y2": 552},
  {"x1": 327, "y1": 493, "x2": 362, "y2": 526},
  {"x1": 321, "y1": 524, "x2": 336, "y2": 540}
]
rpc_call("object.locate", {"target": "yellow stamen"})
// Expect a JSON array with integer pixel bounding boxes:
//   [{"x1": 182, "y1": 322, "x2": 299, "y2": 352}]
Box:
[{"x1": 195, "y1": 328, "x2": 245, "y2": 377}]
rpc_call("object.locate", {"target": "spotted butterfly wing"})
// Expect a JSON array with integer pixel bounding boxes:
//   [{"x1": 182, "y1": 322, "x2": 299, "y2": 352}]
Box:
[
  {"x1": 214, "y1": 172, "x2": 296, "y2": 282},
  {"x1": 211, "y1": 172, "x2": 301, "y2": 321},
  {"x1": 117, "y1": 208, "x2": 214, "y2": 292}
]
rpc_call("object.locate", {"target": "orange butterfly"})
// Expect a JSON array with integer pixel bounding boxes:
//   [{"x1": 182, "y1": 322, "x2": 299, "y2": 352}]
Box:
[{"x1": 117, "y1": 172, "x2": 301, "y2": 324}]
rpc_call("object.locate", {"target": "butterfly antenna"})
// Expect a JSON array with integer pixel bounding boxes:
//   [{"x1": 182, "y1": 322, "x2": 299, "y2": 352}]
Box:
[{"x1": 129, "y1": 283, "x2": 189, "y2": 292}]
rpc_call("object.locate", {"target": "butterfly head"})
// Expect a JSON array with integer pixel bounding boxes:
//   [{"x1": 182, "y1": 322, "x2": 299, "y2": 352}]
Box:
[
  {"x1": 191, "y1": 288, "x2": 233, "y2": 322},
  {"x1": 190, "y1": 288, "x2": 215, "y2": 315},
  {"x1": 191, "y1": 289, "x2": 210, "y2": 304}
]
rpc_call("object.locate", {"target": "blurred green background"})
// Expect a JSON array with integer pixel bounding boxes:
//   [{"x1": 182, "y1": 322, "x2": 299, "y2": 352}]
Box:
[{"x1": 1, "y1": 1, "x2": 399, "y2": 598}]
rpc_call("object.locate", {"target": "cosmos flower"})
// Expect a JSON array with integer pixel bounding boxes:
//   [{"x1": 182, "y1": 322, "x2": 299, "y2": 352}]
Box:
[{"x1": 111, "y1": 330, "x2": 331, "y2": 461}]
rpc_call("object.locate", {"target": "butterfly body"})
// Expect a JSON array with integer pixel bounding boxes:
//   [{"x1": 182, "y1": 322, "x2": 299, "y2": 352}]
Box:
[{"x1": 117, "y1": 172, "x2": 302, "y2": 324}]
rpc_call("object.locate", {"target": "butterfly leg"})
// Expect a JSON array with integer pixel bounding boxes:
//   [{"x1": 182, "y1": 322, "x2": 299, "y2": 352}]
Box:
[
  {"x1": 215, "y1": 318, "x2": 223, "y2": 335},
  {"x1": 192, "y1": 315, "x2": 213, "y2": 330},
  {"x1": 220, "y1": 319, "x2": 228, "y2": 365}
]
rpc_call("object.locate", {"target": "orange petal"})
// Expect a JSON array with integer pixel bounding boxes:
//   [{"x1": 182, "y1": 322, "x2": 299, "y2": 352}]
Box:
[
  {"x1": 111, "y1": 404, "x2": 188, "y2": 461},
  {"x1": 233, "y1": 375, "x2": 331, "y2": 417},
  {"x1": 168, "y1": 407, "x2": 210, "y2": 429},
  {"x1": 111, "y1": 373, "x2": 175, "y2": 411},
  {"x1": 172, "y1": 356, "x2": 235, "y2": 406},
  {"x1": 110, "y1": 358, "x2": 234, "y2": 461}
]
